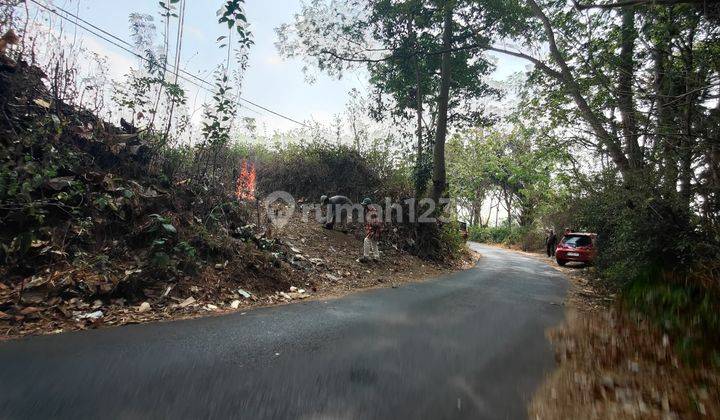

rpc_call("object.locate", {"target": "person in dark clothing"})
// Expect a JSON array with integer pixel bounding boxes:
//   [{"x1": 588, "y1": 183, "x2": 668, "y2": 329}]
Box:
[
  {"x1": 320, "y1": 194, "x2": 353, "y2": 229},
  {"x1": 546, "y1": 229, "x2": 557, "y2": 257}
]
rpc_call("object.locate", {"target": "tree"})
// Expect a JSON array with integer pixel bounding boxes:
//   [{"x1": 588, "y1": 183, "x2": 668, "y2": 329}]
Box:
[
  {"x1": 482, "y1": 0, "x2": 719, "y2": 229},
  {"x1": 481, "y1": 0, "x2": 720, "y2": 286},
  {"x1": 447, "y1": 125, "x2": 563, "y2": 229},
  {"x1": 431, "y1": 2, "x2": 453, "y2": 203},
  {"x1": 446, "y1": 131, "x2": 492, "y2": 226},
  {"x1": 276, "y1": 0, "x2": 500, "y2": 199}
]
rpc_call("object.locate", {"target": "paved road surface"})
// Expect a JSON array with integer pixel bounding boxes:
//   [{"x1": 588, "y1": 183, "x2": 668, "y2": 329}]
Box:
[{"x1": 0, "y1": 244, "x2": 567, "y2": 419}]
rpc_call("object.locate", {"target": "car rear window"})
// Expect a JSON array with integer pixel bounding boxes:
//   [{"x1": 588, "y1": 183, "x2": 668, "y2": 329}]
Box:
[{"x1": 562, "y1": 235, "x2": 593, "y2": 247}]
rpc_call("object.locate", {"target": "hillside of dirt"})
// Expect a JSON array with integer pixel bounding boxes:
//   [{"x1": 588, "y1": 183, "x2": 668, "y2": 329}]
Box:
[
  {"x1": 0, "y1": 57, "x2": 475, "y2": 339},
  {"x1": 2, "y1": 212, "x2": 474, "y2": 339},
  {"x1": 278, "y1": 214, "x2": 475, "y2": 295}
]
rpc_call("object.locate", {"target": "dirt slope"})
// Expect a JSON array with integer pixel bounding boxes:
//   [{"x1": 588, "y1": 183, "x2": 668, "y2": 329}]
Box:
[
  {"x1": 0, "y1": 57, "x2": 475, "y2": 340},
  {"x1": 1, "y1": 212, "x2": 474, "y2": 339},
  {"x1": 278, "y1": 214, "x2": 474, "y2": 294},
  {"x1": 492, "y1": 247, "x2": 720, "y2": 419}
]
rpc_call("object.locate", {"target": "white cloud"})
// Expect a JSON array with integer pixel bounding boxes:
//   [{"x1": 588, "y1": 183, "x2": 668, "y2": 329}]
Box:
[
  {"x1": 80, "y1": 36, "x2": 135, "y2": 80},
  {"x1": 263, "y1": 53, "x2": 285, "y2": 66},
  {"x1": 185, "y1": 25, "x2": 205, "y2": 41}
]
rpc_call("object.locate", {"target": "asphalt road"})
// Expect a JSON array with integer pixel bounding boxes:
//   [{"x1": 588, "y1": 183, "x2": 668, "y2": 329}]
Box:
[{"x1": 0, "y1": 243, "x2": 568, "y2": 420}]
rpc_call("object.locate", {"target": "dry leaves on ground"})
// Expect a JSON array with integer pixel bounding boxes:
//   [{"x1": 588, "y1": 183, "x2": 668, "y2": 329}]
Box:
[
  {"x1": 527, "y1": 251, "x2": 719, "y2": 419},
  {"x1": 1, "y1": 215, "x2": 476, "y2": 340}
]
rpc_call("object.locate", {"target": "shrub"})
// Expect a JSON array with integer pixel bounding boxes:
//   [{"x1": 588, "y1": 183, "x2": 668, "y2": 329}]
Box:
[
  {"x1": 511, "y1": 227, "x2": 546, "y2": 251},
  {"x1": 625, "y1": 272, "x2": 720, "y2": 361},
  {"x1": 468, "y1": 224, "x2": 546, "y2": 251},
  {"x1": 468, "y1": 225, "x2": 512, "y2": 243},
  {"x1": 567, "y1": 175, "x2": 720, "y2": 355},
  {"x1": 439, "y1": 221, "x2": 466, "y2": 259},
  {"x1": 255, "y1": 142, "x2": 385, "y2": 202}
]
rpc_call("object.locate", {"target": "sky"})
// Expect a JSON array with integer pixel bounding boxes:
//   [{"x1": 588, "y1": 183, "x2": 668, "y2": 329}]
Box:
[{"x1": 36, "y1": 0, "x2": 529, "y2": 134}]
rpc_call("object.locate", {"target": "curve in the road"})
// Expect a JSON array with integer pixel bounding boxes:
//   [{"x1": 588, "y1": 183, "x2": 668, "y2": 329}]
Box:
[{"x1": 0, "y1": 243, "x2": 568, "y2": 420}]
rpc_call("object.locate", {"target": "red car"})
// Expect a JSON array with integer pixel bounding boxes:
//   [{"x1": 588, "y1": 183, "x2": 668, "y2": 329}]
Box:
[{"x1": 555, "y1": 233, "x2": 597, "y2": 266}]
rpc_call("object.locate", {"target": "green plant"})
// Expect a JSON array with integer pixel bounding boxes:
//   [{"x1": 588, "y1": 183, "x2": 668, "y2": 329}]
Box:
[
  {"x1": 173, "y1": 240, "x2": 199, "y2": 273},
  {"x1": 148, "y1": 214, "x2": 178, "y2": 236},
  {"x1": 625, "y1": 274, "x2": 720, "y2": 362},
  {"x1": 439, "y1": 221, "x2": 465, "y2": 259},
  {"x1": 255, "y1": 142, "x2": 386, "y2": 201},
  {"x1": 469, "y1": 225, "x2": 512, "y2": 243},
  {"x1": 143, "y1": 214, "x2": 179, "y2": 273}
]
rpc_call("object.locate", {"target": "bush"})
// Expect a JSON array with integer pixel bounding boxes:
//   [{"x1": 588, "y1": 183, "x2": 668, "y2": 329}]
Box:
[
  {"x1": 566, "y1": 174, "x2": 720, "y2": 355},
  {"x1": 469, "y1": 225, "x2": 512, "y2": 243},
  {"x1": 468, "y1": 224, "x2": 546, "y2": 251},
  {"x1": 255, "y1": 142, "x2": 385, "y2": 202},
  {"x1": 156, "y1": 144, "x2": 194, "y2": 184},
  {"x1": 571, "y1": 177, "x2": 706, "y2": 285},
  {"x1": 625, "y1": 273, "x2": 720, "y2": 361},
  {"x1": 439, "y1": 221, "x2": 466, "y2": 258},
  {"x1": 512, "y1": 227, "x2": 546, "y2": 251}
]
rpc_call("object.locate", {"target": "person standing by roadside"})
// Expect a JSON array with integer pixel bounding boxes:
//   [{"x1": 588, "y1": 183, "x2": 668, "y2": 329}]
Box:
[
  {"x1": 546, "y1": 229, "x2": 557, "y2": 257},
  {"x1": 359, "y1": 198, "x2": 382, "y2": 263}
]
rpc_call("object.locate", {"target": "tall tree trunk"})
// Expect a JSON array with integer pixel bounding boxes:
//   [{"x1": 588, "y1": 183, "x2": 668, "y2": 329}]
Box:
[
  {"x1": 472, "y1": 197, "x2": 483, "y2": 227},
  {"x1": 406, "y1": 15, "x2": 425, "y2": 199},
  {"x1": 505, "y1": 192, "x2": 513, "y2": 230},
  {"x1": 652, "y1": 22, "x2": 678, "y2": 196},
  {"x1": 494, "y1": 200, "x2": 499, "y2": 227},
  {"x1": 414, "y1": 55, "x2": 424, "y2": 197},
  {"x1": 679, "y1": 25, "x2": 697, "y2": 211},
  {"x1": 484, "y1": 196, "x2": 494, "y2": 227},
  {"x1": 431, "y1": 3, "x2": 453, "y2": 204},
  {"x1": 617, "y1": 8, "x2": 642, "y2": 170}
]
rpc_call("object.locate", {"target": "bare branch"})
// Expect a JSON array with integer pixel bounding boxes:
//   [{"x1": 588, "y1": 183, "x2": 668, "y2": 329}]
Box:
[
  {"x1": 484, "y1": 45, "x2": 563, "y2": 80},
  {"x1": 317, "y1": 49, "x2": 393, "y2": 63}
]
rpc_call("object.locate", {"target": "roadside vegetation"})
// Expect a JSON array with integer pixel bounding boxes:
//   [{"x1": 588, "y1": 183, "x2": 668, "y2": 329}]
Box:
[
  {"x1": 0, "y1": 0, "x2": 472, "y2": 337},
  {"x1": 278, "y1": 0, "x2": 720, "y2": 406},
  {"x1": 430, "y1": 2, "x2": 719, "y2": 363},
  {"x1": 0, "y1": 0, "x2": 718, "y2": 412},
  {"x1": 531, "y1": 261, "x2": 719, "y2": 418}
]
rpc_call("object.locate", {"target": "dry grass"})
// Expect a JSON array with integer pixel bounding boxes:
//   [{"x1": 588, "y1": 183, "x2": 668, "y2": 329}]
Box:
[{"x1": 517, "y1": 250, "x2": 720, "y2": 419}]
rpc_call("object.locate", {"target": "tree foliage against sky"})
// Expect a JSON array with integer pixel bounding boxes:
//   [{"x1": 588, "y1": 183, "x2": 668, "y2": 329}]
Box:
[
  {"x1": 280, "y1": 3, "x2": 717, "y2": 279},
  {"x1": 276, "y1": 0, "x2": 503, "y2": 200},
  {"x1": 490, "y1": 1, "x2": 719, "y2": 228},
  {"x1": 447, "y1": 125, "x2": 564, "y2": 228}
]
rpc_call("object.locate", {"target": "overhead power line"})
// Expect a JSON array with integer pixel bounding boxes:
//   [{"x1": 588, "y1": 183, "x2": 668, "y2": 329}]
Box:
[
  {"x1": 27, "y1": 0, "x2": 260, "y2": 117},
  {"x1": 28, "y1": 0, "x2": 309, "y2": 127}
]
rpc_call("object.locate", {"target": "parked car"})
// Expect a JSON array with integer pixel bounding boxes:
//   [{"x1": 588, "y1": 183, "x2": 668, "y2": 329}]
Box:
[{"x1": 555, "y1": 232, "x2": 597, "y2": 266}]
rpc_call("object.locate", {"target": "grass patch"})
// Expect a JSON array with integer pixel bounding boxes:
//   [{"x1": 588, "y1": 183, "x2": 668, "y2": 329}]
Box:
[{"x1": 624, "y1": 272, "x2": 720, "y2": 365}]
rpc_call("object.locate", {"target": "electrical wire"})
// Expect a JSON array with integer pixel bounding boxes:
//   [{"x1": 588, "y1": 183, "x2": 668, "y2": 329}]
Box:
[{"x1": 29, "y1": 0, "x2": 310, "y2": 127}]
